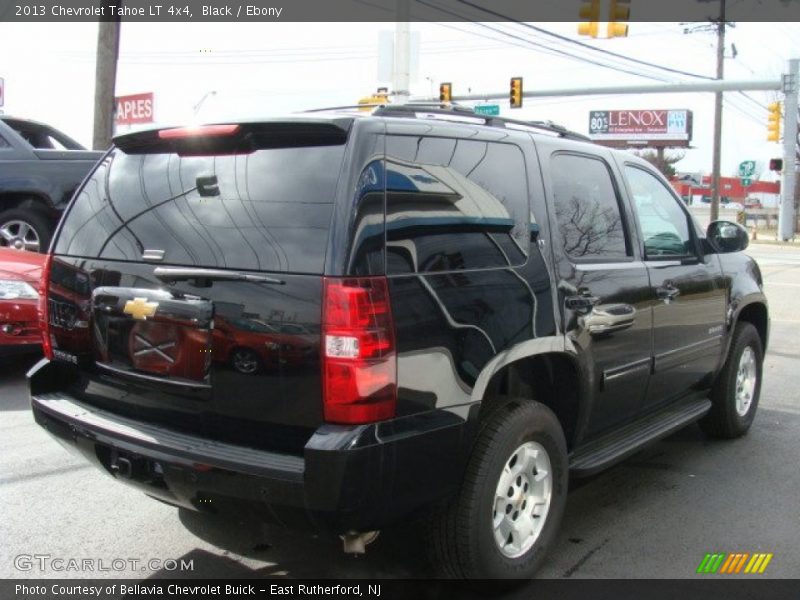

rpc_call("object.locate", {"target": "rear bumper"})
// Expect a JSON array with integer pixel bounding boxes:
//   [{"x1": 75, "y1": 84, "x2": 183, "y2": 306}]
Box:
[{"x1": 30, "y1": 360, "x2": 474, "y2": 534}]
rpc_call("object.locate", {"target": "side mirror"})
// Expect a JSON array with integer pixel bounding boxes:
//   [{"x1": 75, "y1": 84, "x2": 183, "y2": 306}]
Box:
[{"x1": 706, "y1": 220, "x2": 749, "y2": 253}]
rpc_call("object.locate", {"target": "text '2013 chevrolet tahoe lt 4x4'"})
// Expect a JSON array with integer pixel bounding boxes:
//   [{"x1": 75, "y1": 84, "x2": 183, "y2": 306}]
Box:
[{"x1": 29, "y1": 106, "x2": 767, "y2": 579}]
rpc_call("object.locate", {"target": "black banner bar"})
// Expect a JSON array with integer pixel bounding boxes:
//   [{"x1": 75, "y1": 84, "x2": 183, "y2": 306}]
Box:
[
  {"x1": 3, "y1": 579, "x2": 800, "y2": 600},
  {"x1": 1, "y1": 0, "x2": 800, "y2": 23}
]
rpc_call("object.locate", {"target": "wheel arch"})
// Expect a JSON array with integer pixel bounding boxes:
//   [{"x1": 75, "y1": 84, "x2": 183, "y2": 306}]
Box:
[
  {"x1": 0, "y1": 191, "x2": 56, "y2": 214},
  {"x1": 470, "y1": 338, "x2": 585, "y2": 451},
  {"x1": 734, "y1": 300, "x2": 768, "y2": 354}
]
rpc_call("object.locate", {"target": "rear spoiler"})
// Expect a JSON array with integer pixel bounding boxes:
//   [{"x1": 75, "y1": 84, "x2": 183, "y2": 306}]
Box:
[{"x1": 114, "y1": 119, "x2": 353, "y2": 155}]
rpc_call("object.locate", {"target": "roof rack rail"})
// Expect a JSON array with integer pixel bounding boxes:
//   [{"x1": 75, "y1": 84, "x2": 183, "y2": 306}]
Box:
[
  {"x1": 300, "y1": 103, "x2": 591, "y2": 143},
  {"x1": 377, "y1": 102, "x2": 477, "y2": 114},
  {"x1": 373, "y1": 105, "x2": 590, "y2": 142},
  {"x1": 501, "y1": 118, "x2": 592, "y2": 142},
  {"x1": 301, "y1": 104, "x2": 387, "y2": 113}
]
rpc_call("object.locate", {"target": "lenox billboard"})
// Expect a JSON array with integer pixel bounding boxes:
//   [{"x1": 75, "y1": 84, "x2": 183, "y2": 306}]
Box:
[{"x1": 589, "y1": 109, "x2": 693, "y2": 148}]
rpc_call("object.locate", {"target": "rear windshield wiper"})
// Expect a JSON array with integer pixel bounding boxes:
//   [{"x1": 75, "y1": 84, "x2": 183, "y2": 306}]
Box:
[{"x1": 153, "y1": 267, "x2": 284, "y2": 285}]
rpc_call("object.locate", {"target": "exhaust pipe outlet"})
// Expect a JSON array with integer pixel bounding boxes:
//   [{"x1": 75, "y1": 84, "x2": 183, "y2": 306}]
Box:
[{"x1": 340, "y1": 530, "x2": 379, "y2": 555}]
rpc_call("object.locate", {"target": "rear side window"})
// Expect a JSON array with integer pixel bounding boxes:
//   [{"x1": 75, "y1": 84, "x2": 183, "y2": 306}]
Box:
[
  {"x1": 550, "y1": 153, "x2": 629, "y2": 260},
  {"x1": 385, "y1": 135, "x2": 529, "y2": 274},
  {"x1": 54, "y1": 143, "x2": 347, "y2": 274}
]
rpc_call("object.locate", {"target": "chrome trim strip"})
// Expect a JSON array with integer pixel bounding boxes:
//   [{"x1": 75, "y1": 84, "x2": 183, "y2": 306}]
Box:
[
  {"x1": 654, "y1": 336, "x2": 723, "y2": 372},
  {"x1": 95, "y1": 361, "x2": 211, "y2": 390},
  {"x1": 575, "y1": 261, "x2": 646, "y2": 272},
  {"x1": 603, "y1": 357, "x2": 651, "y2": 384}
]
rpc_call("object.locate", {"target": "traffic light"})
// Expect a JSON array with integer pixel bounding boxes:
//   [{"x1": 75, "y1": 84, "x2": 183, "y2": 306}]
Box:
[
  {"x1": 767, "y1": 101, "x2": 782, "y2": 142},
  {"x1": 607, "y1": 0, "x2": 631, "y2": 38},
  {"x1": 439, "y1": 82, "x2": 452, "y2": 103},
  {"x1": 510, "y1": 77, "x2": 523, "y2": 109},
  {"x1": 578, "y1": 0, "x2": 600, "y2": 38},
  {"x1": 769, "y1": 158, "x2": 783, "y2": 172},
  {"x1": 358, "y1": 88, "x2": 390, "y2": 112}
]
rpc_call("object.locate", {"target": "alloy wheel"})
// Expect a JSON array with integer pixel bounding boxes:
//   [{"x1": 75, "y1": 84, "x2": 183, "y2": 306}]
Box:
[
  {"x1": 0, "y1": 220, "x2": 41, "y2": 252},
  {"x1": 492, "y1": 441, "x2": 553, "y2": 559},
  {"x1": 735, "y1": 346, "x2": 757, "y2": 417}
]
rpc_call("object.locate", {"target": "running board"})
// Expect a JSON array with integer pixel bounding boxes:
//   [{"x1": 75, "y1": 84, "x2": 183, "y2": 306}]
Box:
[{"x1": 569, "y1": 397, "x2": 711, "y2": 477}]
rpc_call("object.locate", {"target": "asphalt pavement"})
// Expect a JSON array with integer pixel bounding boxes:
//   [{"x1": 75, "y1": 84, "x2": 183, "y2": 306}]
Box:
[{"x1": 1, "y1": 242, "x2": 798, "y2": 581}]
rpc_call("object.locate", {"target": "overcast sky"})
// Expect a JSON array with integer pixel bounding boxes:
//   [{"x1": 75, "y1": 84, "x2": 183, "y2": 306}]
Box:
[{"x1": 1, "y1": 21, "x2": 798, "y2": 179}]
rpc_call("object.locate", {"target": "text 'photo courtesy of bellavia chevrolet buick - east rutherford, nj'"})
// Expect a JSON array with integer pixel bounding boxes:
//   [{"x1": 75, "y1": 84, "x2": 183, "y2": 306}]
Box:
[{"x1": 2, "y1": 2, "x2": 800, "y2": 594}]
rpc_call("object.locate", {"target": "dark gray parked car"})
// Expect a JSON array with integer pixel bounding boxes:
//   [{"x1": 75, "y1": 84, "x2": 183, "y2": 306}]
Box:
[{"x1": 0, "y1": 116, "x2": 102, "y2": 252}]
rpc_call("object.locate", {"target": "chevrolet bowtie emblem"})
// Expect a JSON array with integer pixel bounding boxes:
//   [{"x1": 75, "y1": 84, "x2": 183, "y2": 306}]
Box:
[{"x1": 123, "y1": 297, "x2": 159, "y2": 320}]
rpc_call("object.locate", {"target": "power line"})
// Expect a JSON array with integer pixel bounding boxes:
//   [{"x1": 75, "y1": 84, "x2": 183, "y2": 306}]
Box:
[
  {"x1": 738, "y1": 91, "x2": 768, "y2": 111},
  {"x1": 455, "y1": 0, "x2": 718, "y2": 81},
  {"x1": 415, "y1": 0, "x2": 672, "y2": 83},
  {"x1": 723, "y1": 97, "x2": 764, "y2": 127},
  {"x1": 471, "y1": 21, "x2": 672, "y2": 82}
]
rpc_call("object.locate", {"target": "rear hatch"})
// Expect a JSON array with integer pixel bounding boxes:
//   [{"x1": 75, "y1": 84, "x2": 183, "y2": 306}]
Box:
[{"x1": 46, "y1": 120, "x2": 351, "y2": 454}]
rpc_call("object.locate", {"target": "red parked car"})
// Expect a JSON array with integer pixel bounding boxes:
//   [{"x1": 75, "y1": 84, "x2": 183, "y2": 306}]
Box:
[
  {"x1": 213, "y1": 315, "x2": 315, "y2": 374},
  {"x1": 0, "y1": 248, "x2": 45, "y2": 356}
]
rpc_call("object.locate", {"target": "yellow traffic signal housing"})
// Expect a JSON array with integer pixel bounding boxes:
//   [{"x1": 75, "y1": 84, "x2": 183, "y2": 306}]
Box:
[
  {"x1": 510, "y1": 77, "x2": 523, "y2": 109},
  {"x1": 578, "y1": 0, "x2": 600, "y2": 38},
  {"x1": 439, "y1": 82, "x2": 452, "y2": 103},
  {"x1": 358, "y1": 89, "x2": 390, "y2": 112},
  {"x1": 767, "y1": 101, "x2": 782, "y2": 142},
  {"x1": 608, "y1": 0, "x2": 630, "y2": 37},
  {"x1": 607, "y1": 22, "x2": 629, "y2": 37}
]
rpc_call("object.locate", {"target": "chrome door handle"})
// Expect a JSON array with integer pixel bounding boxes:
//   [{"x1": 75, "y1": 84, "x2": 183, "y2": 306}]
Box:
[
  {"x1": 656, "y1": 282, "x2": 681, "y2": 302},
  {"x1": 565, "y1": 289, "x2": 600, "y2": 313},
  {"x1": 584, "y1": 303, "x2": 636, "y2": 335}
]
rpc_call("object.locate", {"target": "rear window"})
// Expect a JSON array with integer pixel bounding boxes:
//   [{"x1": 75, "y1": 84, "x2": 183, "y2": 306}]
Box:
[{"x1": 54, "y1": 142, "x2": 347, "y2": 274}]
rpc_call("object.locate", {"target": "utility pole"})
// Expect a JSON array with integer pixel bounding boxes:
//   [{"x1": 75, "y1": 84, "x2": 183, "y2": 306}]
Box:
[
  {"x1": 393, "y1": 0, "x2": 411, "y2": 105},
  {"x1": 710, "y1": 0, "x2": 727, "y2": 222},
  {"x1": 779, "y1": 58, "x2": 798, "y2": 241},
  {"x1": 92, "y1": 5, "x2": 121, "y2": 150}
]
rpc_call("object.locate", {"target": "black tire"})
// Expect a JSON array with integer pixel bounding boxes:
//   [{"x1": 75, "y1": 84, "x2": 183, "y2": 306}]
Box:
[
  {"x1": 230, "y1": 347, "x2": 262, "y2": 375},
  {"x1": 0, "y1": 207, "x2": 53, "y2": 253},
  {"x1": 699, "y1": 322, "x2": 763, "y2": 439},
  {"x1": 428, "y1": 398, "x2": 568, "y2": 579}
]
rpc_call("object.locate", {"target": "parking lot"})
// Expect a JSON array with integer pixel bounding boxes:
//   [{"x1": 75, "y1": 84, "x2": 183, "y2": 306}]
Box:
[{"x1": 1, "y1": 243, "x2": 798, "y2": 581}]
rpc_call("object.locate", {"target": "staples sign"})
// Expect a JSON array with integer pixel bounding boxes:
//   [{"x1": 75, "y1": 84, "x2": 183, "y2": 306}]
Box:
[{"x1": 115, "y1": 92, "x2": 154, "y2": 125}]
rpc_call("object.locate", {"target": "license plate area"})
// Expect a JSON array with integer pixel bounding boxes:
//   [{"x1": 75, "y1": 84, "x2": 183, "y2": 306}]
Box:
[{"x1": 92, "y1": 287, "x2": 213, "y2": 384}]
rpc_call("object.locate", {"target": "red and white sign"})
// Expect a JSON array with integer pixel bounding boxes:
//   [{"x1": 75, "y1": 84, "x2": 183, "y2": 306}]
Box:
[
  {"x1": 0, "y1": 77, "x2": 5, "y2": 108},
  {"x1": 115, "y1": 92, "x2": 154, "y2": 125}
]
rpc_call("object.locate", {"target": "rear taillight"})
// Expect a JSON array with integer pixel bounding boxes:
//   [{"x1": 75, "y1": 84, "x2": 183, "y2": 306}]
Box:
[
  {"x1": 322, "y1": 277, "x2": 397, "y2": 424},
  {"x1": 38, "y1": 253, "x2": 54, "y2": 359}
]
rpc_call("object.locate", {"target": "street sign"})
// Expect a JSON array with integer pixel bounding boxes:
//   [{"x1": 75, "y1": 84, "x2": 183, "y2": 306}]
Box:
[
  {"x1": 741, "y1": 177, "x2": 753, "y2": 187},
  {"x1": 0, "y1": 77, "x2": 5, "y2": 108},
  {"x1": 115, "y1": 92, "x2": 154, "y2": 126},
  {"x1": 474, "y1": 104, "x2": 500, "y2": 116},
  {"x1": 738, "y1": 160, "x2": 756, "y2": 178}
]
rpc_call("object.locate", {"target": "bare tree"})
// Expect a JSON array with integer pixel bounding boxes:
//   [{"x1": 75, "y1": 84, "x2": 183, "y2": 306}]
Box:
[
  {"x1": 556, "y1": 195, "x2": 624, "y2": 258},
  {"x1": 634, "y1": 149, "x2": 686, "y2": 178}
]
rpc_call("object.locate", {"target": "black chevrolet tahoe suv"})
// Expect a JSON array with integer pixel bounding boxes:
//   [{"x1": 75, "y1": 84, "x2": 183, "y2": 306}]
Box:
[{"x1": 29, "y1": 105, "x2": 768, "y2": 579}]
